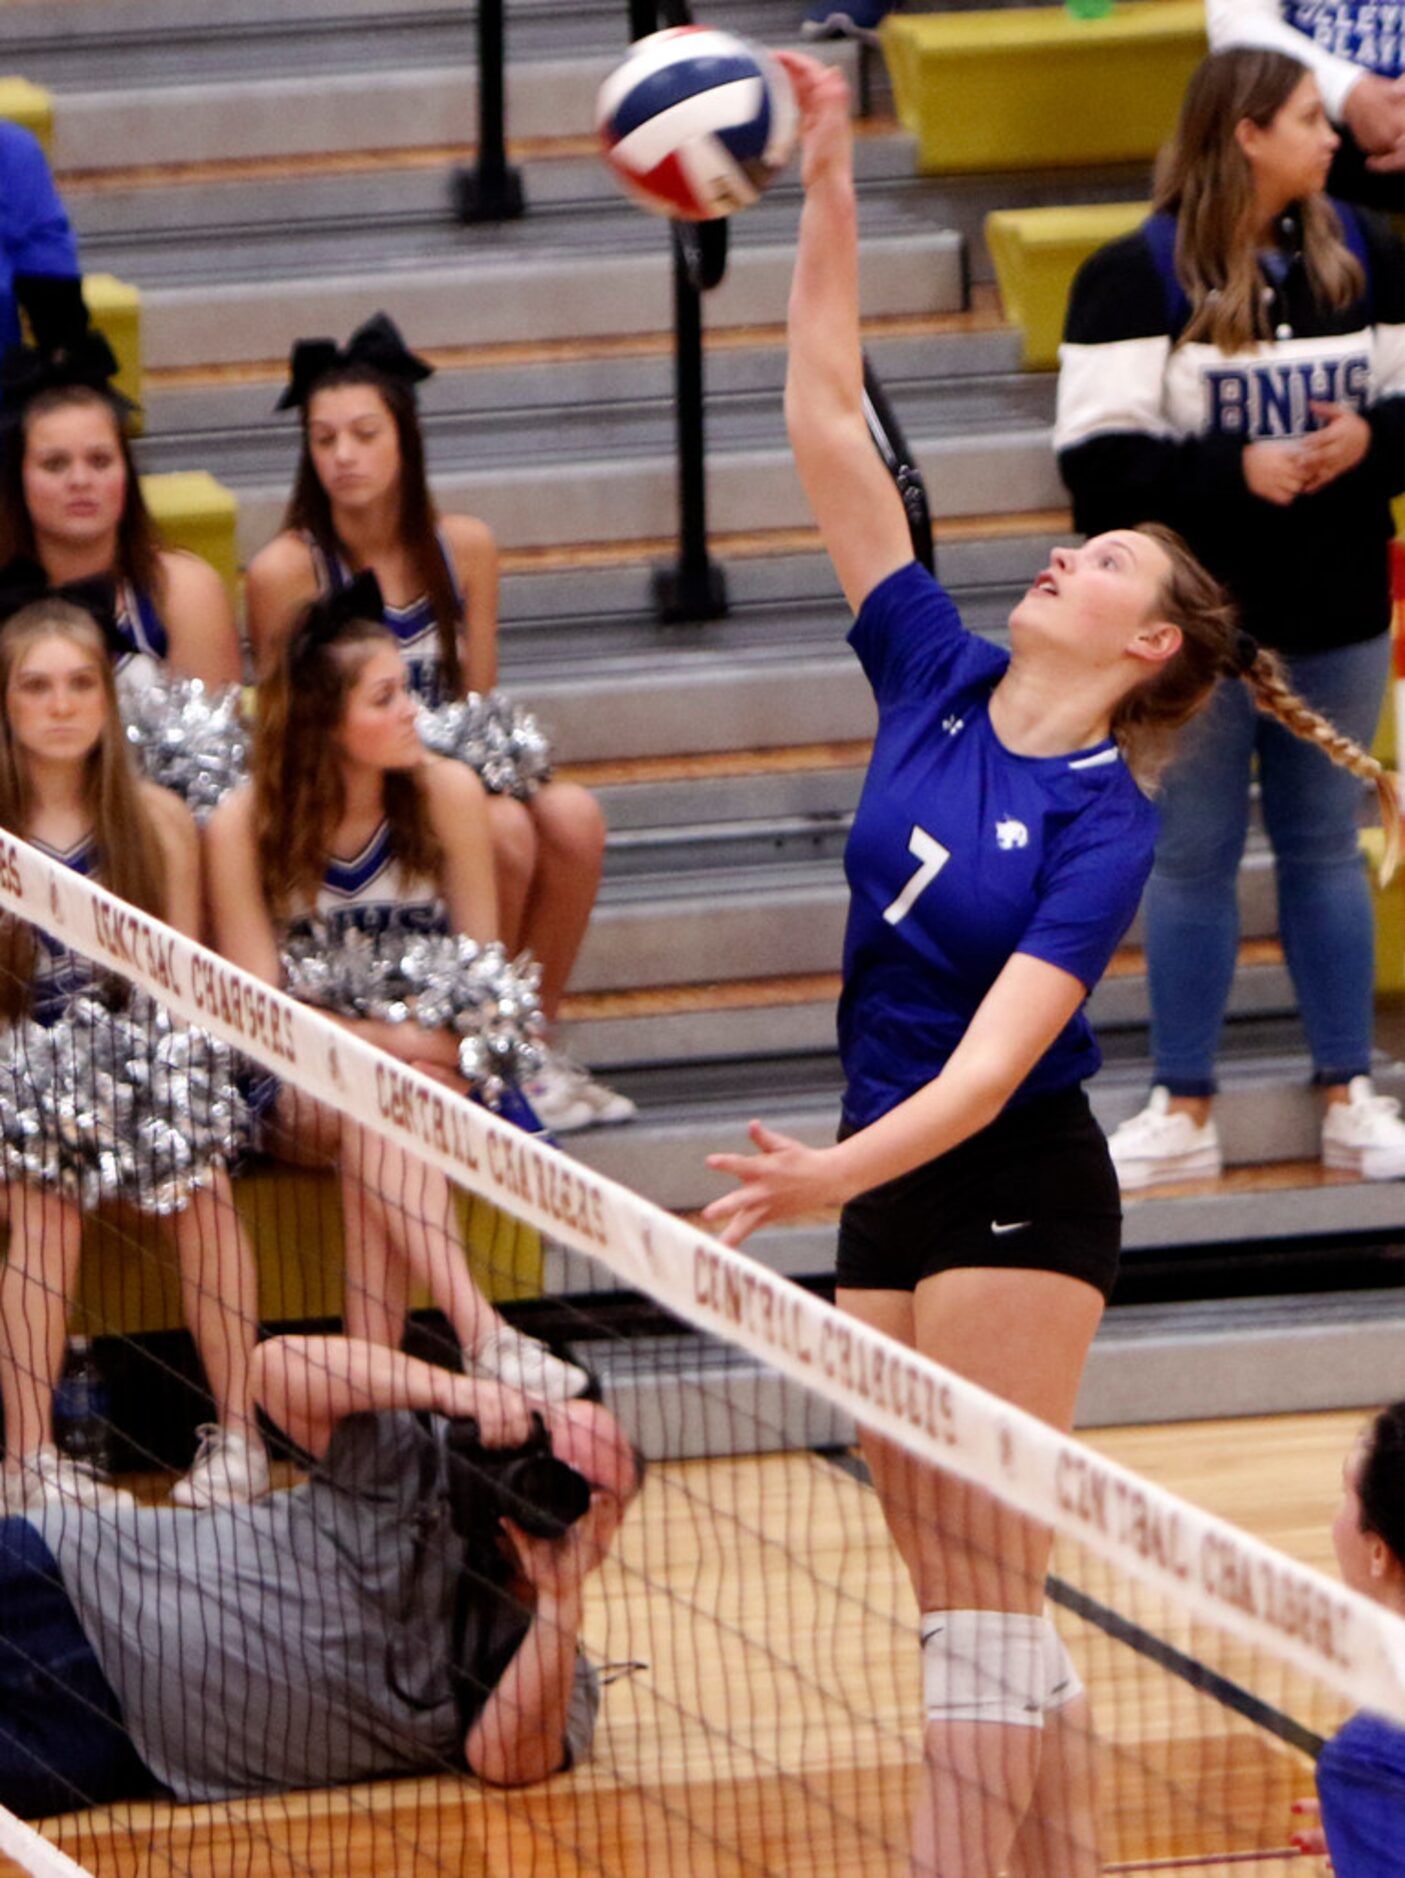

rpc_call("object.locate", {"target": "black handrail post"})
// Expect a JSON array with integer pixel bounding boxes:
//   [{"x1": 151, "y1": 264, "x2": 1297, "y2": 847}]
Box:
[
  {"x1": 654, "y1": 225, "x2": 729, "y2": 622},
  {"x1": 454, "y1": 0, "x2": 526, "y2": 224}
]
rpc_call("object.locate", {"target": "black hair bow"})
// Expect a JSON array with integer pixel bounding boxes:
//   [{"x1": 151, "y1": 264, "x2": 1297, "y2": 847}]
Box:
[
  {"x1": 0, "y1": 332, "x2": 137, "y2": 421},
  {"x1": 275, "y1": 312, "x2": 433, "y2": 413},
  {"x1": 0, "y1": 554, "x2": 125, "y2": 657},
  {"x1": 288, "y1": 571, "x2": 386, "y2": 665}
]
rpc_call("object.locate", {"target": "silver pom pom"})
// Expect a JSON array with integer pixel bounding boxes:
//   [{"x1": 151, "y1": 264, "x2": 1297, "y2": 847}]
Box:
[
  {"x1": 122, "y1": 675, "x2": 249, "y2": 822},
  {"x1": 417, "y1": 690, "x2": 554, "y2": 800},
  {"x1": 0, "y1": 988, "x2": 251, "y2": 1213},
  {"x1": 281, "y1": 920, "x2": 545, "y2": 1109}
]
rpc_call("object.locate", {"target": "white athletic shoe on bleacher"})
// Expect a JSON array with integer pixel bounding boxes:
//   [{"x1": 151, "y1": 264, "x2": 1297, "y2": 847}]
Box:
[
  {"x1": 169, "y1": 1426, "x2": 271, "y2": 1511},
  {"x1": 1107, "y1": 1087, "x2": 1223, "y2": 1191},
  {"x1": 5, "y1": 1444, "x2": 134, "y2": 1513},
  {"x1": 527, "y1": 1051, "x2": 636, "y2": 1132},
  {"x1": 1321, "y1": 1078, "x2": 1405, "y2": 1181},
  {"x1": 470, "y1": 1326, "x2": 592, "y2": 1400}
]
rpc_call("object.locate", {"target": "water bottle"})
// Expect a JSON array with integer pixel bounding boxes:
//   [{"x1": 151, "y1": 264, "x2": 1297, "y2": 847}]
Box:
[{"x1": 53, "y1": 1337, "x2": 114, "y2": 1478}]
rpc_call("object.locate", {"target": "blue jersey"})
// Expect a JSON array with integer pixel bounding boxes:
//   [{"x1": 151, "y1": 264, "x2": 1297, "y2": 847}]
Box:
[
  {"x1": 838, "y1": 562, "x2": 1158, "y2": 1130},
  {"x1": 111, "y1": 582, "x2": 170, "y2": 701},
  {"x1": 0, "y1": 124, "x2": 80, "y2": 357},
  {"x1": 30, "y1": 833, "x2": 102, "y2": 1025},
  {"x1": 1318, "y1": 1711, "x2": 1405, "y2": 1875}
]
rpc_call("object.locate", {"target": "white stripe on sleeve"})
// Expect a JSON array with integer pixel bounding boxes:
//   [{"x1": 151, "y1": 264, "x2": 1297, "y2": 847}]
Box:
[{"x1": 1054, "y1": 336, "x2": 1173, "y2": 454}]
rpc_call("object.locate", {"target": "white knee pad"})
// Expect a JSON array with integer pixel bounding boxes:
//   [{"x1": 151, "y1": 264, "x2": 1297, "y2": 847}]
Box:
[
  {"x1": 920, "y1": 1610, "x2": 1049, "y2": 1728},
  {"x1": 1041, "y1": 1622, "x2": 1084, "y2": 1713},
  {"x1": 920, "y1": 1612, "x2": 1083, "y2": 1726}
]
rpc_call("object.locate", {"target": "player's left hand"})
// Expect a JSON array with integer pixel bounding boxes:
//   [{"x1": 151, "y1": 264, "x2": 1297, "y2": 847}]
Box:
[
  {"x1": 703, "y1": 1120, "x2": 849, "y2": 1246},
  {"x1": 1300, "y1": 401, "x2": 1371, "y2": 492}
]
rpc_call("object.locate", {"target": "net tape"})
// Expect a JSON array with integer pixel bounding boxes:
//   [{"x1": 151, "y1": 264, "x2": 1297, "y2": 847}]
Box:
[
  {"x1": 0, "y1": 1804, "x2": 98, "y2": 1877},
  {"x1": 10, "y1": 825, "x2": 1405, "y2": 1730}
]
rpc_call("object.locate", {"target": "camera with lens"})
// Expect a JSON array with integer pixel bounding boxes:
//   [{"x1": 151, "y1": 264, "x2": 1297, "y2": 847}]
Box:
[{"x1": 443, "y1": 1410, "x2": 592, "y2": 1543}]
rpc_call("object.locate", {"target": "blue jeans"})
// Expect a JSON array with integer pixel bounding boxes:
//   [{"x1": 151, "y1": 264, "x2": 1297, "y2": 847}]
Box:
[
  {"x1": 0, "y1": 1517, "x2": 155, "y2": 1818},
  {"x1": 1144, "y1": 633, "x2": 1390, "y2": 1096}
]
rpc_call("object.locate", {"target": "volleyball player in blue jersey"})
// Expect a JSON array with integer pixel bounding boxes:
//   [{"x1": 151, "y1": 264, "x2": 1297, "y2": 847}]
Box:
[{"x1": 703, "y1": 53, "x2": 1401, "y2": 1876}]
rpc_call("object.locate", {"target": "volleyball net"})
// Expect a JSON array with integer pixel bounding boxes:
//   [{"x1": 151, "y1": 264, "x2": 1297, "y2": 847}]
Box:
[{"x1": 0, "y1": 825, "x2": 1401, "y2": 1878}]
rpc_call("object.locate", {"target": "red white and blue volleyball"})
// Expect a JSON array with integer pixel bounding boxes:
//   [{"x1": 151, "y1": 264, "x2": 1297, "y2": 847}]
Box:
[{"x1": 596, "y1": 26, "x2": 798, "y2": 221}]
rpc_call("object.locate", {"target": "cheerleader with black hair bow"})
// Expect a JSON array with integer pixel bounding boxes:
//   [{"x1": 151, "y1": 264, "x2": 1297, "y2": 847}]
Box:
[{"x1": 244, "y1": 314, "x2": 629, "y2": 1135}]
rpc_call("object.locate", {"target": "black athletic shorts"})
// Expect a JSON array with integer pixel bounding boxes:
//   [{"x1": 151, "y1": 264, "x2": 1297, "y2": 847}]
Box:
[{"x1": 834, "y1": 1085, "x2": 1121, "y2": 1300}]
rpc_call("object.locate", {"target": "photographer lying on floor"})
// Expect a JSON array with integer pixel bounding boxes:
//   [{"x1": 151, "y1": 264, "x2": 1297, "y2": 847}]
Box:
[{"x1": 0, "y1": 1333, "x2": 641, "y2": 1818}]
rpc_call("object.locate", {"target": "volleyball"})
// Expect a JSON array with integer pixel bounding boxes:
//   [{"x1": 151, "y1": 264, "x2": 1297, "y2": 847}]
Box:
[{"x1": 596, "y1": 26, "x2": 798, "y2": 222}]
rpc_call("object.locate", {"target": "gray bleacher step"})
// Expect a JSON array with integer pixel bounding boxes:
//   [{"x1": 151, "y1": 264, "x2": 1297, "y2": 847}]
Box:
[
  {"x1": 135, "y1": 224, "x2": 964, "y2": 379},
  {"x1": 587, "y1": 762, "x2": 869, "y2": 835},
  {"x1": 47, "y1": 43, "x2": 855, "y2": 172},
  {"x1": 43, "y1": 14, "x2": 850, "y2": 166},
  {"x1": 1076, "y1": 1289, "x2": 1405, "y2": 1426},
  {"x1": 570, "y1": 1288, "x2": 1405, "y2": 1458},
  {"x1": 547, "y1": 1046, "x2": 1394, "y2": 1216},
  {"x1": 559, "y1": 955, "x2": 1298, "y2": 1071},
  {"x1": 573, "y1": 841, "x2": 1279, "y2": 991},
  {"x1": 136, "y1": 359, "x2": 1057, "y2": 555}
]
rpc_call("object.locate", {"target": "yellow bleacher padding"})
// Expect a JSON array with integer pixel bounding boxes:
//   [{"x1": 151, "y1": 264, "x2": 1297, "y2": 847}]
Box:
[
  {"x1": 71, "y1": 1169, "x2": 543, "y2": 1340},
  {"x1": 140, "y1": 470, "x2": 240, "y2": 600},
  {"x1": 83, "y1": 273, "x2": 143, "y2": 420},
  {"x1": 881, "y1": 1, "x2": 1206, "y2": 174},
  {"x1": 986, "y1": 202, "x2": 1150, "y2": 370},
  {"x1": 0, "y1": 77, "x2": 54, "y2": 154}
]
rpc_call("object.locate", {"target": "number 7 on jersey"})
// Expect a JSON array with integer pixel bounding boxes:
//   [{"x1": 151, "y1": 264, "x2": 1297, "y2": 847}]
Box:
[{"x1": 882, "y1": 826, "x2": 951, "y2": 927}]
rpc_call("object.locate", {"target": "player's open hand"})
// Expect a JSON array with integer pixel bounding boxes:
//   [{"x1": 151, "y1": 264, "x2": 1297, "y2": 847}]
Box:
[
  {"x1": 703, "y1": 1119, "x2": 848, "y2": 1246},
  {"x1": 773, "y1": 49, "x2": 852, "y2": 191}
]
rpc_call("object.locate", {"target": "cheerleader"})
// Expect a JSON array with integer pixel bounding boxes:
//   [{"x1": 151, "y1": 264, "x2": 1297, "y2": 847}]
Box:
[
  {"x1": 206, "y1": 580, "x2": 589, "y2": 1401},
  {"x1": 703, "y1": 53, "x2": 1401, "y2": 1876},
  {"x1": 243, "y1": 314, "x2": 631, "y2": 1133},
  {"x1": 0, "y1": 337, "x2": 240, "y2": 699},
  {"x1": 0, "y1": 596, "x2": 264, "y2": 1514}
]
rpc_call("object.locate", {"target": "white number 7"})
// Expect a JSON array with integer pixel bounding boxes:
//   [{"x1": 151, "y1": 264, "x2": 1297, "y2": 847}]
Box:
[{"x1": 882, "y1": 825, "x2": 951, "y2": 926}]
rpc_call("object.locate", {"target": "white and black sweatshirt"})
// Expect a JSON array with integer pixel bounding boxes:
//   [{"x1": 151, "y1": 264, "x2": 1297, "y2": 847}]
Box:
[{"x1": 1055, "y1": 202, "x2": 1405, "y2": 653}]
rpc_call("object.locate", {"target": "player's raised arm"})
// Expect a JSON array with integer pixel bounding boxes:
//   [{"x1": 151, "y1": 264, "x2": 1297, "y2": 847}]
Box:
[{"x1": 778, "y1": 51, "x2": 914, "y2": 613}]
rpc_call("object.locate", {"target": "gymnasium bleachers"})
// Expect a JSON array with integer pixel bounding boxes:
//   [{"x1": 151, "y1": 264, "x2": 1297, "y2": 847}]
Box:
[{"x1": 7, "y1": 0, "x2": 1405, "y2": 1446}]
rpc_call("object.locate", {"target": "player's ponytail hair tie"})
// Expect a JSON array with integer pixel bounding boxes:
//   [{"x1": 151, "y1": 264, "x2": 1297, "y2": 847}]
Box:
[
  {"x1": 287, "y1": 572, "x2": 386, "y2": 669},
  {"x1": 275, "y1": 312, "x2": 434, "y2": 412},
  {"x1": 0, "y1": 333, "x2": 137, "y2": 424},
  {"x1": 0, "y1": 554, "x2": 125, "y2": 657},
  {"x1": 1229, "y1": 629, "x2": 1260, "y2": 676}
]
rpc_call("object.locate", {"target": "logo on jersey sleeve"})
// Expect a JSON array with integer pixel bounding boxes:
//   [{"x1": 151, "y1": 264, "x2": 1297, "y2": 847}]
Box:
[
  {"x1": 942, "y1": 714, "x2": 964, "y2": 737},
  {"x1": 995, "y1": 818, "x2": 1029, "y2": 850}
]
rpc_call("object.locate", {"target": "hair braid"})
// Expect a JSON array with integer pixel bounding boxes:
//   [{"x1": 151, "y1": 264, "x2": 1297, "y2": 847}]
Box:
[{"x1": 1243, "y1": 647, "x2": 1402, "y2": 883}]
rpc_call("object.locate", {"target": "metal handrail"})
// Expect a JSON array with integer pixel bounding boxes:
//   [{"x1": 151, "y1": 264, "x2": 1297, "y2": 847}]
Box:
[{"x1": 454, "y1": 0, "x2": 526, "y2": 223}]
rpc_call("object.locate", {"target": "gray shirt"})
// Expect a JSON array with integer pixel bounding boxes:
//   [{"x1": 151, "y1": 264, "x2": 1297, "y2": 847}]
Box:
[{"x1": 32, "y1": 1412, "x2": 598, "y2": 1802}]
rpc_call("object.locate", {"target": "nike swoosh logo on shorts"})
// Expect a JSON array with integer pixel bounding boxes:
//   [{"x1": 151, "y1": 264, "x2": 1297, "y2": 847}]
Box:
[{"x1": 990, "y1": 1220, "x2": 1032, "y2": 1235}]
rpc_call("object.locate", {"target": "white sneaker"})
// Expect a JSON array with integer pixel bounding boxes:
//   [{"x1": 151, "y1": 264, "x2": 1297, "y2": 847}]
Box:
[
  {"x1": 470, "y1": 1326, "x2": 592, "y2": 1400},
  {"x1": 1107, "y1": 1087, "x2": 1222, "y2": 1191},
  {"x1": 528, "y1": 1050, "x2": 636, "y2": 1132},
  {"x1": 169, "y1": 1426, "x2": 271, "y2": 1511},
  {"x1": 1322, "y1": 1077, "x2": 1405, "y2": 1181},
  {"x1": 6, "y1": 1444, "x2": 134, "y2": 1513},
  {"x1": 524, "y1": 1055, "x2": 598, "y2": 1133}
]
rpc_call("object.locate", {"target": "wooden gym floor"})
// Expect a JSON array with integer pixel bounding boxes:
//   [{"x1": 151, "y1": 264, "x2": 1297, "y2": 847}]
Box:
[{"x1": 11, "y1": 1409, "x2": 1362, "y2": 1878}]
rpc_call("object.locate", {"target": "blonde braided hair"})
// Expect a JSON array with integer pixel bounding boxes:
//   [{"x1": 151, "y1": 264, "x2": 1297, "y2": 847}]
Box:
[
  {"x1": 1113, "y1": 523, "x2": 1401, "y2": 884},
  {"x1": 1242, "y1": 645, "x2": 1401, "y2": 884}
]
